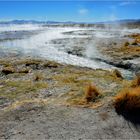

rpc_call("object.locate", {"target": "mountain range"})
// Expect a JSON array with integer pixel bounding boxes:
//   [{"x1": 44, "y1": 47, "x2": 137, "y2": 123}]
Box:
[{"x1": 0, "y1": 19, "x2": 140, "y2": 25}]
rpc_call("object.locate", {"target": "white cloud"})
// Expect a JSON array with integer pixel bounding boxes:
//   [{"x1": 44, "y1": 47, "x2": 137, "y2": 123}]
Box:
[
  {"x1": 119, "y1": 1, "x2": 136, "y2": 6},
  {"x1": 78, "y1": 8, "x2": 89, "y2": 15}
]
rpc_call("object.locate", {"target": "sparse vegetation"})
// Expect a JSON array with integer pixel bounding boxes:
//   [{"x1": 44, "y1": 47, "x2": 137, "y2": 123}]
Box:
[
  {"x1": 120, "y1": 45, "x2": 140, "y2": 52},
  {"x1": 127, "y1": 33, "x2": 140, "y2": 39},
  {"x1": 0, "y1": 80, "x2": 48, "y2": 100},
  {"x1": 0, "y1": 58, "x2": 129, "y2": 111},
  {"x1": 1, "y1": 25, "x2": 140, "y2": 139},
  {"x1": 103, "y1": 33, "x2": 140, "y2": 61},
  {"x1": 126, "y1": 33, "x2": 140, "y2": 44}
]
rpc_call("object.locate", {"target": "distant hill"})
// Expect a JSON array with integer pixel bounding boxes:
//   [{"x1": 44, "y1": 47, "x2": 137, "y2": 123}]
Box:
[
  {"x1": 0, "y1": 19, "x2": 140, "y2": 25},
  {"x1": 0, "y1": 20, "x2": 76, "y2": 25},
  {"x1": 96, "y1": 19, "x2": 140, "y2": 24}
]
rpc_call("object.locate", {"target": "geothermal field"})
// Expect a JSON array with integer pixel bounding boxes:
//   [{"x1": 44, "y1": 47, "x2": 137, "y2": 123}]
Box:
[
  {"x1": 0, "y1": 23, "x2": 140, "y2": 139},
  {"x1": 1, "y1": 24, "x2": 140, "y2": 76}
]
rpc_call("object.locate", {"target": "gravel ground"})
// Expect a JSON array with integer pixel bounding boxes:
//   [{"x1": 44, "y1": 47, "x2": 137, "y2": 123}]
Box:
[{"x1": 0, "y1": 103, "x2": 140, "y2": 139}]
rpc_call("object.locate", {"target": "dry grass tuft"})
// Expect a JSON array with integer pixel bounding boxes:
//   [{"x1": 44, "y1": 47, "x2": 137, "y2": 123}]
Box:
[
  {"x1": 127, "y1": 33, "x2": 140, "y2": 44},
  {"x1": 114, "y1": 87, "x2": 140, "y2": 113},
  {"x1": 127, "y1": 33, "x2": 140, "y2": 39},
  {"x1": 131, "y1": 40, "x2": 138, "y2": 45},
  {"x1": 112, "y1": 69, "x2": 123, "y2": 79},
  {"x1": 2, "y1": 66, "x2": 30, "y2": 75},
  {"x1": 124, "y1": 42, "x2": 130, "y2": 47},
  {"x1": 131, "y1": 76, "x2": 140, "y2": 87},
  {"x1": 43, "y1": 61, "x2": 60, "y2": 68},
  {"x1": 34, "y1": 73, "x2": 44, "y2": 81},
  {"x1": 85, "y1": 83, "x2": 100, "y2": 102},
  {"x1": 18, "y1": 68, "x2": 30, "y2": 74},
  {"x1": 2, "y1": 66, "x2": 15, "y2": 75}
]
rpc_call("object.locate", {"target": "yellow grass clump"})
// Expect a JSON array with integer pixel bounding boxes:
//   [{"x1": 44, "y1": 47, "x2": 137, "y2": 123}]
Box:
[
  {"x1": 114, "y1": 87, "x2": 140, "y2": 113},
  {"x1": 131, "y1": 76, "x2": 140, "y2": 87},
  {"x1": 85, "y1": 83, "x2": 100, "y2": 102}
]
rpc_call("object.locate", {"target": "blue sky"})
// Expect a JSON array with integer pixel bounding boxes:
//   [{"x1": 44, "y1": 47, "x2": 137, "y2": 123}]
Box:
[{"x1": 0, "y1": 1, "x2": 140, "y2": 22}]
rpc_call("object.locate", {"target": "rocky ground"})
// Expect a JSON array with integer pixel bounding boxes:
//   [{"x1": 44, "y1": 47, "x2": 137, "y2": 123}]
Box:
[
  {"x1": 0, "y1": 30, "x2": 43, "y2": 42},
  {"x1": 0, "y1": 56, "x2": 140, "y2": 139},
  {"x1": 60, "y1": 29, "x2": 140, "y2": 74},
  {"x1": 96, "y1": 33, "x2": 140, "y2": 73}
]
